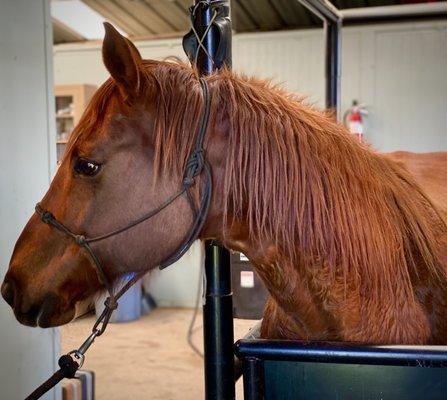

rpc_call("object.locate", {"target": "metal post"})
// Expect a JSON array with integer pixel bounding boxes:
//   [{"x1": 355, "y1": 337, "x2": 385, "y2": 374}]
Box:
[
  {"x1": 183, "y1": 2, "x2": 234, "y2": 399},
  {"x1": 203, "y1": 242, "x2": 235, "y2": 399},
  {"x1": 242, "y1": 357, "x2": 265, "y2": 400},
  {"x1": 297, "y1": 0, "x2": 342, "y2": 118},
  {"x1": 324, "y1": 18, "x2": 341, "y2": 116},
  {"x1": 190, "y1": 2, "x2": 217, "y2": 74}
]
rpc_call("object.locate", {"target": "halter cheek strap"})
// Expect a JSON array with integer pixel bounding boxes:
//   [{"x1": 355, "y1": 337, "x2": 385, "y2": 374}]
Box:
[{"x1": 25, "y1": 78, "x2": 212, "y2": 400}]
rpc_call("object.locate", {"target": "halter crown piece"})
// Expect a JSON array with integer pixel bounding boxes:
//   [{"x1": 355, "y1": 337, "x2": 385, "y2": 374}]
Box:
[{"x1": 25, "y1": 78, "x2": 213, "y2": 400}]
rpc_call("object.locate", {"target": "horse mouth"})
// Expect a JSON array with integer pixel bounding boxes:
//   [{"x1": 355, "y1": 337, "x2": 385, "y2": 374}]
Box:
[
  {"x1": 16, "y1": 308, "x2": 75, "y2": 328},
  {"x1": 14, "y1": 297, "x2": 76, "y2": 328},
  {"x1": 14, "y1": 310, "x2": 40, "y2": 327}
]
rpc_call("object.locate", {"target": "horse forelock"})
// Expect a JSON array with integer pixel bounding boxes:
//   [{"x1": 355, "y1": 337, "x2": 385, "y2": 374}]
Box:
[{"x1": 63, "y1": 78, "x2": 119, "y2": 159}]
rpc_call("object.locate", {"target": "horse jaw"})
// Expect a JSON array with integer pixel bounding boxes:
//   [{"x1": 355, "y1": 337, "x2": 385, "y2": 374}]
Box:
[{"x1": 74, "y1": 294, "x2": 96, "y2": 320}]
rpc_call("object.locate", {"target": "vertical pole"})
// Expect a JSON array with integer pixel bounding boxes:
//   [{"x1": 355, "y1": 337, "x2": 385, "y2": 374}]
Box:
[
  {"x1": 203, "y1": 242, "x2": 235, "y2": 400},
  {"x1": 192, "y1": 1, "x2": 217, "y2": 74},
  {"x1": 183, "y1": 1, "x2": 234, "y2": 399},
  {"x1": 324, "y1": 18, "x2": 342, "y2": 119},
  {"x1": 242, "y1": 357, "x2": 264, "y2": 400},
  {"x1": 296, "y1": 0, "x2": 342, "y2": 118}
]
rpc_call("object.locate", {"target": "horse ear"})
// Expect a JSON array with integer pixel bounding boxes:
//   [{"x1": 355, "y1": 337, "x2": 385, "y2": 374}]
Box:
[{"x1": 102, "y1": 22, "x2": 143, "y2": 98}]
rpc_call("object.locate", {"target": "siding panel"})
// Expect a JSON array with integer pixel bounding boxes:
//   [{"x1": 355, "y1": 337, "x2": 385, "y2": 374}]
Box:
[
  {"x1": 372, "y1": 25, "x2": 447, "y2": 151},
  {"x1": 1, "y1": 1, "x2": 60, "y2": 399}
]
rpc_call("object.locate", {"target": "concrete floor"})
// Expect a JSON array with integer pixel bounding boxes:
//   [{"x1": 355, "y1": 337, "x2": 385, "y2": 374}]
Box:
[{"x1": 61, "y1": 308, "x2": 256, "y2": 400}]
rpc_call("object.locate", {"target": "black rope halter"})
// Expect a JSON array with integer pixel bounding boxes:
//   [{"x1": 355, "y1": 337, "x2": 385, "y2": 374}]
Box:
[{"x1": 25, "y1": 78, "x2": 213, "y2": 400}]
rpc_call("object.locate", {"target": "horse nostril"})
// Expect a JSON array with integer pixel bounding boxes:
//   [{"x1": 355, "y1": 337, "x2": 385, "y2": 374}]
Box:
[{"x1": 1, "y1": 280, "x2": 15, "y2": 308}]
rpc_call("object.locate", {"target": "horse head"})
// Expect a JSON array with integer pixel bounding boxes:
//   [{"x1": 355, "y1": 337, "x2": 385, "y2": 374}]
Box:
[{"x1": 1, "y1": 24, "x2": 210, "y2": 327}]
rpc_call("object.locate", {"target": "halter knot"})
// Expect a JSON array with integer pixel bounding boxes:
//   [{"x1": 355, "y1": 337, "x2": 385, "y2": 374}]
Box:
[
  {"x1": 104, "y1": 297, "x2": 118, "y2": 311},
  {"x1": 75, "y1": 235, "x2": 86, "y2": 245},
  {"x1": 41, "y1": 211, "x2": 54, "y2": 224},
  {"x1": 186, "y1": 150, "x2": 204, "y2": 176},
  {"x1": 183, "y1": 177, "x2": 195, "y2": 187}
]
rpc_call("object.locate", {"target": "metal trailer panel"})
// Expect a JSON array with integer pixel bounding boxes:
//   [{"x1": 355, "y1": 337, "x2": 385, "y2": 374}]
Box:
[
  {"x1": 263, "y1": 361, "x2": 447, "y2": 400},
  {"x1": 236, "y1": 340, "x2": 447, "y2": 400}
]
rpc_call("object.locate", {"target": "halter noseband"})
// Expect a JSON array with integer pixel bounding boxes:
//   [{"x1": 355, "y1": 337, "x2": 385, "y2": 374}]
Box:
[{"x1": 33, "y1": 78, "x2": 212, "y2": 354}]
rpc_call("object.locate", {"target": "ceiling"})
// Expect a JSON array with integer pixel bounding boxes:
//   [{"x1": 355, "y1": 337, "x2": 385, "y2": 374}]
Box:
[
  {"x1": 53, "y1": 0, "x2": 442, "y2": 43},
  {"x1": 53, "y1": 17, "x2": 86, "y2": 44}
]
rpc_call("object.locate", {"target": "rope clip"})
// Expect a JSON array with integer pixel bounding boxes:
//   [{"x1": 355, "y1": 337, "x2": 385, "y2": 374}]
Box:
[
  {"x1": 77, "y1": 329, "x2": 100, "y2": 357},
  {"x1": 67, "y1": 350, "x2": 85, "y2": 370}
]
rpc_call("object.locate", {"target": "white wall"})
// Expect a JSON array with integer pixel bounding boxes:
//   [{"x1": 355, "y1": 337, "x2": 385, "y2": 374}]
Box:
[
  {"x1": 53, "y1": 20, "x2": 447, "y2": 308},
  {"x1": 367, "y1": 24, "x2": 447, "y2": 150},
  {"x1": 0, "y1": 1, "x2": 60, "y2": 399},
  {"x1": 234, "y1": 21, "x2": 447, "y2": 151},
  {"x1": 146, "y1": 241, "x2": 203, "y2": 308}
]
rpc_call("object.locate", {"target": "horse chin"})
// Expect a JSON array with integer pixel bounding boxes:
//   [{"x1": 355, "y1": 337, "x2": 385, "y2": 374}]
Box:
[
  {"x1": 73, "y1": 295, "x2": 95, "y2": 320},
  {"x1": 34, "y1": 296, "x2": 95, "y2": 327}
]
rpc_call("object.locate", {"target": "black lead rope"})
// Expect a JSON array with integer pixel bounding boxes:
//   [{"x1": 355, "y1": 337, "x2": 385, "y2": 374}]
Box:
[{"x1": 25, "y1": 78, "x2": 212, "y2": 400}]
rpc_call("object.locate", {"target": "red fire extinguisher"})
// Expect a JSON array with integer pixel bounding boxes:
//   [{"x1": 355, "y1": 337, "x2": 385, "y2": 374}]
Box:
[{"x1": 343, "y1": 100, "x2": 368, "y2": 142}]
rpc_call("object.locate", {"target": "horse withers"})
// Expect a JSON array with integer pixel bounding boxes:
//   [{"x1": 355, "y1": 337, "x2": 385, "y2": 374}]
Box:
[{"x1": 2, "y1": 23, "x2": 447, "y2": 344}]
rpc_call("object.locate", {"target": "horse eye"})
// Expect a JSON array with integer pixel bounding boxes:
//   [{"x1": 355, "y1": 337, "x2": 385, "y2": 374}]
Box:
[{"x1": 74, "y1": 158, "x2": 101, "y2": 177}]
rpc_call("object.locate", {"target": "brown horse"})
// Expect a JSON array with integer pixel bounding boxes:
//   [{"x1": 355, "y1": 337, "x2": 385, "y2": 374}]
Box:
[{"x1": 2, "y1": 23, "x2": 447, "y2": 344}]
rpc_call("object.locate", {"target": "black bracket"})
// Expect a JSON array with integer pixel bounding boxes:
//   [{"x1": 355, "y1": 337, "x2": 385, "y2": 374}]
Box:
[{"x1": 183, "y1": 0, "x2": 232, "y2": 74}]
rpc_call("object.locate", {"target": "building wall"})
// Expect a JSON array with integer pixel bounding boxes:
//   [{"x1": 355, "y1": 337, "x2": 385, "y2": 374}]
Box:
[
  {"x1": 53, "y1": 20, "x2": 447, "y2": 307},
  {"x1": 54, "y1": 19, "x2": 447, "y2": 152},
  {"x1": 0, "y1": 1, "x2": 60, "y2": 399}
]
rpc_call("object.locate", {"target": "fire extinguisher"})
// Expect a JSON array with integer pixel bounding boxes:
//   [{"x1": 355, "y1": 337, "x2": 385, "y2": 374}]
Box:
[{"x1": 343, "y1": 100, "x2": 368, "y2": 142}]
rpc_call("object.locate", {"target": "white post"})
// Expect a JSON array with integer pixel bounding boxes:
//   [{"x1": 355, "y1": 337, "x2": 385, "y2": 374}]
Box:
[{"x1": 0, "y1": 1, "x2": 60, "y2": 399}]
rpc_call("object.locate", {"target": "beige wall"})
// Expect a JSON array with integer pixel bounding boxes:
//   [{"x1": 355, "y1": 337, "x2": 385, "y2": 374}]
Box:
[{"x1": 0, "y1": 1, "x2": 60, "y2": 399}]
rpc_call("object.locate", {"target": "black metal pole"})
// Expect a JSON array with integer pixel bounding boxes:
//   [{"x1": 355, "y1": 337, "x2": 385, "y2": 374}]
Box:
[
  {"x1": 242, "y1": 357, "x2": 265, "y2": 400},
  {"x1": 235, "y1": 339, "x2": 447, "y2": 367},
  {"x1": 191, "y1": 2, "x2": 217, "y2": 74},
  {"x1": 324, "y1": 18, "x2": 341, "y2": 116},
  {"x1": 183, "y1": 2, "x2": 234, "y2": 399},
  {"x1": 203, "y1": 242, "x2": 235, "y2": 399},
  {"x1": 297, "y1": 0, "x2": 342, "y2": 117}
]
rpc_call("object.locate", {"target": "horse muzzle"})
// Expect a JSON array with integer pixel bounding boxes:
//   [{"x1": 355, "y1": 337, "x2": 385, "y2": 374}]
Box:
[
  {"x1": 1, "y1": 278, "x2": 14, "y2": 305},
  {"x1": 1, "y1": 276, "x2": 75, "y2": 327}
]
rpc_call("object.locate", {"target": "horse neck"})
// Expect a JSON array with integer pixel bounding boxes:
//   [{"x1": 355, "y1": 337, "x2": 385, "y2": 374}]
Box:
[{"x1": 200, "y1": 83, "x2": 446, "y2": 308}]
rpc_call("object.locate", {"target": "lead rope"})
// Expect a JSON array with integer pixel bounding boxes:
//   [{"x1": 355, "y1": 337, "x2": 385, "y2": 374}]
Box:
[{"x1": 25, "y1": 78, "x2": 212, "y2": 400}]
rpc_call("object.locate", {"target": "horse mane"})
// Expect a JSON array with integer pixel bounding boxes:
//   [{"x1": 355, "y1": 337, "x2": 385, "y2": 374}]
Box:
[
  {"x1": 209, "y1": 69, "x2": 446, "y2": 300},
  {"x1": 74, "y1": 59, "x2": 447, "y2": 301}
]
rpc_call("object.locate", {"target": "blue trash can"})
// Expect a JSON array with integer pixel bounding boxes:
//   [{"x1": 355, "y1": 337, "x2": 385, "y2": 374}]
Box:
[{"x1": 95, "y1": 274, "x2": 142, "y2": 323}]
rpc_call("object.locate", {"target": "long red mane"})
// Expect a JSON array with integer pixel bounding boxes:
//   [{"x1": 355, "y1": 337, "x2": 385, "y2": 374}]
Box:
[{"x1": 75, "y1": 59, "x2": 447, "y2": 306}]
